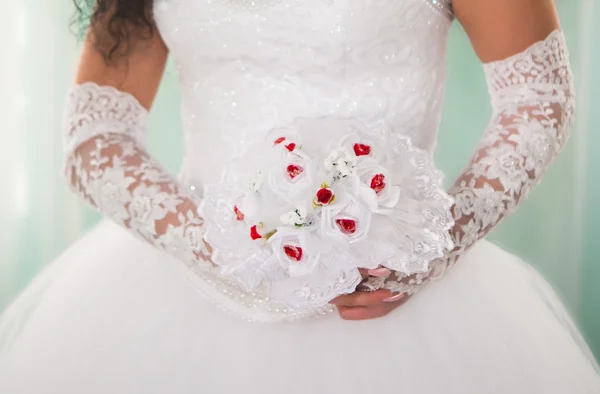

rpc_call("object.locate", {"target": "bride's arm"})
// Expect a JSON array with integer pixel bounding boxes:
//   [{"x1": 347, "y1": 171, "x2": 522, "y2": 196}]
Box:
[
  {"x1": 64, "y1": 15, "x2": 210, "y2": 266},
  {"x1": 355, "y1": 1, "x2": 574, "y2": 307}
]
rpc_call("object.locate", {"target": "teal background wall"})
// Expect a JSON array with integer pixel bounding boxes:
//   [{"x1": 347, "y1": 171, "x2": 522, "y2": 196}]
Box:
[
  {"x1": 0, "y1": 1, "x2": 598, "y2": 358},
  {"x1": 580, "y1": 2, "x2": 600, "y2": 361}
]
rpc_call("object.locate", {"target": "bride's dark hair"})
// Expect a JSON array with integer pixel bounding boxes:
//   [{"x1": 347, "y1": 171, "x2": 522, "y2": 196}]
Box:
[{"x1": 72, "y1": 0, "x2": 155, "y2": 63}]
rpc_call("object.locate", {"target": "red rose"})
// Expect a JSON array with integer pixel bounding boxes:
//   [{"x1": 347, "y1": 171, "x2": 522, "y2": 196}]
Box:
[
  {"x1": 233, "y1": 205, "x2": 245, "y2": 221},
  {"x1": 286, "y1": 164, "x2": 304, "y2": 180},
  {"x1": 285, "y1": 142, "x2": 296, "y2": 152},
  {"x1": 335, "y1": 218, "x2": 357, "y2": 235},
  {"x1": 313, "y1": 187, "x2": 335, "y2": 206},
  {"x1": 353, "y1": 143, "x2": 371, "y2": 156},
  {"x1": 370, "y1": 173, "x2": 386, "y2": 194},
  {"x1": 283, "y1": 245, "x2": 303, "y2": 261},
  {"x1": 250, "y1": 225, "x2": 262, "y2": 240}
]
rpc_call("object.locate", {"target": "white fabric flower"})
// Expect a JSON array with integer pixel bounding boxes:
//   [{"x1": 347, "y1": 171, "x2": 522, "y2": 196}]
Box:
[
  {"x1": 324, "y1": 147, "x2": 357, "y2": 176},
  {"x1": 280, "y1": 204, "x2": 309, "y2": 227},
  {"x1": 356, "y1": 160, "x2": 401, "y2": 209},
  {"x1": 320, "y1": 193, "x2": 373, "y2": 247},
  {"x1": 268, "y1": 155, "x2": 317, "y2": 203},
  {"x1": 247, "y1": 170, "x2": 264, "y2": 192},
  {"x1": 268, "y1": 228, "x2": 322, "y2": 278}
]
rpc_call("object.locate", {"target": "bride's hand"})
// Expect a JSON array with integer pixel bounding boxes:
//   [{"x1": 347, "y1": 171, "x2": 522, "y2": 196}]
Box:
[{"x1": 330, "y1": 269, "x2": 411, "y2": 320}]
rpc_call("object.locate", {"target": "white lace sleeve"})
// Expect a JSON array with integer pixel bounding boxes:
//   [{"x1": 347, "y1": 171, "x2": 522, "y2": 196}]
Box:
[
  {"x1": 64, "y1": 82, "x2": 210, "y2": 265},
  {"x1": 366, "y1": 30, "x2": 575, "y2": 295}
]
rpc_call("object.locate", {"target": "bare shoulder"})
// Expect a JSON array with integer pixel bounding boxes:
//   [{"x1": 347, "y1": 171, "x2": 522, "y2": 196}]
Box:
[
  {"x1": 75, "y1": 26, "x2": 169, "y2": 110},
  {"x1": 452, "y1": 0, "x2": 560, "y2": 63}
]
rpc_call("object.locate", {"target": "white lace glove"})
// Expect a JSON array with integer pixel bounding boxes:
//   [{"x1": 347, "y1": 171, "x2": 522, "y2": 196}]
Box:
[
  {"x1": 363, "y1": 30, "x2": 575, "y2": 295},
  {"x1": 64, "y1": 83, "x2": 210, "y2": 267}
]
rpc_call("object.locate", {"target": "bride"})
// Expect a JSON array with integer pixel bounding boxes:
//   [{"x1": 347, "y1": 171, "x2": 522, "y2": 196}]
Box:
[{"x1": 1, "y1": 0, "x2": 599, "y2": 392}]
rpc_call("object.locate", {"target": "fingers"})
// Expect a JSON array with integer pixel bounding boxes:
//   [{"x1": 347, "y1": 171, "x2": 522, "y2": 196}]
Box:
[
  {"x1": 337, "y1": 304, "x2": 397, "y2": 320},
  {"x1": 337, "y1": 303, "x2": 396, "y2": 321},
  {"x1": 382, "y1": 293, "x2": 405, "y2": 303},
  {"x1": 329, "y1": 289, "x2": 392, "y2": 307},
  {"x1": 336, "y1": 294, "x2": 412, "y2": 321},
  {"x1": 386, "y1": 293, "x2": 411, "y2": 308},
  {"x1": 336, "y1": 305, "x2": 376, "y2": 320},
  {"x1": 330, "y1": 266, "x2": 410, "y2": 320}
]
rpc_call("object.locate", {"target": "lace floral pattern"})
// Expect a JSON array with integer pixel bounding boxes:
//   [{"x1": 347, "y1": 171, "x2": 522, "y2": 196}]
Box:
[
  {"x1": 64, "y1": 83, "x2": 210, "y2": 268},
  {"x1": 369, "y1": 30, "x2": 576, "y2": 295}
]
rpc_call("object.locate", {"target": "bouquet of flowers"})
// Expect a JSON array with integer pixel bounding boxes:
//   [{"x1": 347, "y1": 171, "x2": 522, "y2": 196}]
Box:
[{"x1": 201, "y1": 117, "x2": 454, "y2": 309}]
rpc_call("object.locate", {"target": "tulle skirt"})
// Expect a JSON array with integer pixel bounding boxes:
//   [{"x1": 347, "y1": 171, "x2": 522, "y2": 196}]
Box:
[{"x1": 0, "y1": 220, "x2": 599, "y2": 394}]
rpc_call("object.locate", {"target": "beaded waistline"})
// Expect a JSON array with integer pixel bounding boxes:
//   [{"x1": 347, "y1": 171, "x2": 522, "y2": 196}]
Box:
[{"x1": 183, "y1": 260, "x2": 335, "y2": 322}]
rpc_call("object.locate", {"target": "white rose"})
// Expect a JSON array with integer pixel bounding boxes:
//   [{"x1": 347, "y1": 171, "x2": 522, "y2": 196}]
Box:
[
  {"x1": 356, "y1": 162, "x2": 400, "y2": 209},
  {"x1": 337, "y1": 130, "x2": 391, "y2": 164},
  {"x1": 320, "y1": 193, "x2": 373, "y2": 247},
  {"x1": 269, "y1": 228, "x2": 322, "y2": 278},
  {"x1": 268, "y1": 155, "x2": 317, "y2": 203}
]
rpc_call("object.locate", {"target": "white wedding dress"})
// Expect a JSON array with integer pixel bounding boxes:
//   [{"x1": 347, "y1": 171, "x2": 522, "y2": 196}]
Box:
[{"x1": 1, "y1": 0, "x2": 600, "y2": 393}]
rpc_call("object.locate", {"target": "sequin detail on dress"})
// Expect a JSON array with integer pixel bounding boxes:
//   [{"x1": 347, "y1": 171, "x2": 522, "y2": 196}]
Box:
[{"x1": 423, "y1": 0, "x2": 454, "y2": 19}]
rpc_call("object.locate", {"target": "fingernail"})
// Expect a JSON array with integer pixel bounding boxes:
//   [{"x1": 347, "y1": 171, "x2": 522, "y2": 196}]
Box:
[
  {"x1": 368, "y1": 267, "x2": 391, "y2": 277},
  {"x1": 383, "y1": 293, "x2": 405, "y2": 303}
]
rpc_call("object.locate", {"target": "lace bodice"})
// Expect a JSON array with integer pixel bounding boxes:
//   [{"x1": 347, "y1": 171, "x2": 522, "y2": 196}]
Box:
[
  {"x1": 63, "y1": 0, "x2": 574, "y2": 321},
  {"x1": 153, "y1": 0, "x2": 454, "y2": 188}
]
